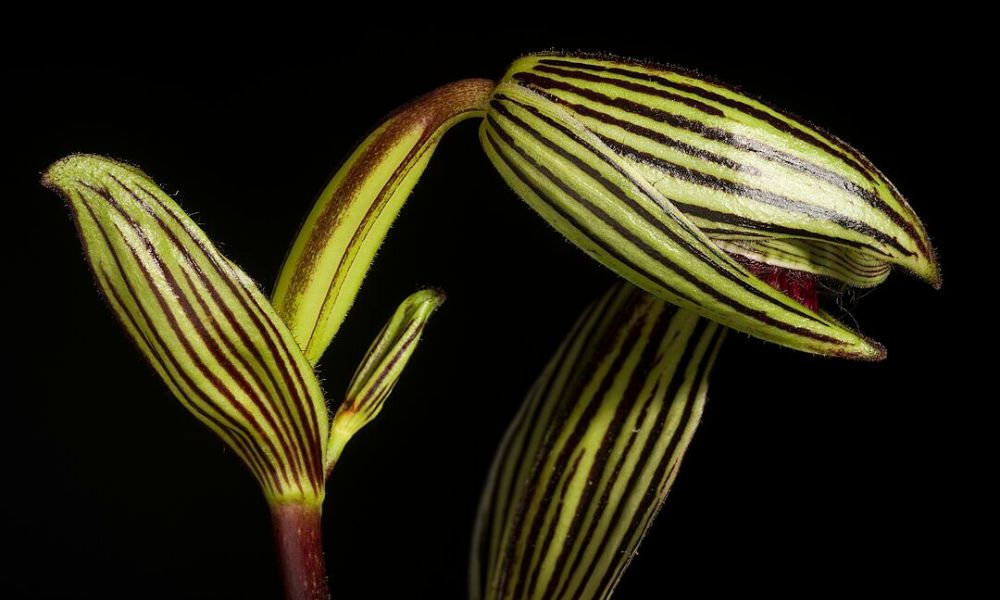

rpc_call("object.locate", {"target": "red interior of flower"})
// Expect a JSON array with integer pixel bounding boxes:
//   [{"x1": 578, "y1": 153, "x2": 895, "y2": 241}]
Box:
[{"x1": 734, "y1": 256, "x2": 820, "y2": 312}]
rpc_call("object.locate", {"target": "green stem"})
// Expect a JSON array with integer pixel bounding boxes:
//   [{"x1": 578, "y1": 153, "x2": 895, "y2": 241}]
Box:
[{"x1": 271, "y1": 502, "x2": 330, "y2": 600}]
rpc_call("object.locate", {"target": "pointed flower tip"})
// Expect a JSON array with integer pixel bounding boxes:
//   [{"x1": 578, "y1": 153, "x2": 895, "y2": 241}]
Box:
[
  {"x1": 898, "y1": 236, "x2": 941, "y2": 290},
  {"x1": 847, "y1": 337, "x2": 887, "y2": 362},
  {"x1": 887, "y1": 242, "x2": 941, "y2": 291},
  {"x1": 903, "y1": 207, "x2": 942, "y2": 290},
  {"x1": 925, "y1": 255, "x2": 943, "y2": 291},
  {"x1": 924, "y1": 265, "x2": 943, "y2": 291},
  {"x1": 808, "y1": 316, "x2": 885, "y2": 362},
  {"x1": 931, "y1": 260, "x2": 943, "y2": 289}
]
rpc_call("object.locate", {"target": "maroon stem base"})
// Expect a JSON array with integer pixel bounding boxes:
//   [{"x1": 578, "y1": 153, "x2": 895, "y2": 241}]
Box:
[{"x1": 271, "y1": 503, "x2": 330, "y2": 600}]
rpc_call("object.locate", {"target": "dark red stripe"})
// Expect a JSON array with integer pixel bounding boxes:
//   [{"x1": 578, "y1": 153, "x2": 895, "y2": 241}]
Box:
[
  {"x1": 102, "y1": 272, "x2": 277, "y2": 495},
  {"x1": 111, "y1": 177, "x2": 314, "y2": 483},
  {"x1": 79, "y1": 198, "x2": 283, "y2": 494},
  {"x1": 598, "y1": 136, "x2": 916, "y2": 258},
  {"x1": 533, "y1": 64, "x2": 725, "y2": 117},
  {"x1": 110, "y1": 178, "x2": 313, "y2": 484},
  {"x1": 491, "y1": 287, "x2": 631, "y2": 596},
  {"x1": 544, "y1": 300, "x2": 674, "y2": 600},
  {"x1": 508, "y1": 298, "x2": 648, "y2": 600},
  {"x1": 536, "y1": 58, "x2": 878, "y2": 183},
  {"x1": 525, "y1": 62, "x2": 929, "y2": 256},
  {"x1": 80, "y1": 185, "x2": 298, "y2": 491},
  {"x1": 350, "y1": 320, "x2": 424, "y2": 411},
  {"x1": 674, "y1": 199, "x2": 893, "y2": 258},
  {"x1": 484, "y1": 293, "x2": 611, "y2": 594},
  {"x1": 129, "y1": 181, "x2": 326, "y2": 491},
  {"x1": 173, "y1": 259, "x2": 309, "y2": 481},
  {"x1": 592, "y1": 324, "x2": 720, "y2": 597}
]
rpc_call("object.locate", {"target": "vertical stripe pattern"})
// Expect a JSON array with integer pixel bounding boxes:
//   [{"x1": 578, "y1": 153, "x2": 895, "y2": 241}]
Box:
[
  {"x1": 471, "y1": 284, "x2": 725, "y2": 600},
  {"x1": 500, "y1": 54, "x2": 938, "y2": 289},
  {"x1": 44, "y1": 155, "x2": 329, "y2": 505},
  {"x1": 481, "y1": 82, "x2": 883, "y2": 359}
]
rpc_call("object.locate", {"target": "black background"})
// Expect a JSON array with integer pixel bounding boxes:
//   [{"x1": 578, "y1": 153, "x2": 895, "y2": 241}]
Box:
[{"x1": 6, "y1": 23, "x2": 983, "y2": 599}]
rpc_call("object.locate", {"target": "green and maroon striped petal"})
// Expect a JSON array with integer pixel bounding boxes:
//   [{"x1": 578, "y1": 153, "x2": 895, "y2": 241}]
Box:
[
  {"x1": 481, "y1": 82, "x2": 882, "y2": 359},
  {"x1": 44, "y1": 154, "x2": 329, "y2": 506},
  {"x1": 502, "y1": 53, "x2": 939, "y2": 289},
  {"x1": 272, "y1": 79, "x2": 494, "y2": 364},
  {"x1": 471, "y1": 284, "x2": 725, "y2": 600},
  {"x1": 325, "y1": 289, "x2": 444, "y2": 474}
]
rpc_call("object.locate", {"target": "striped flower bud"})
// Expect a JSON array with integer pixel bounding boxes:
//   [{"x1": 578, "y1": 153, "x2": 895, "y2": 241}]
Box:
[
  {"x1": 44, "y1": 155, "x2": 331, "y2": 506},
  {"x1": 481, "y1": 53, "x2": 939, "y2": 359}
]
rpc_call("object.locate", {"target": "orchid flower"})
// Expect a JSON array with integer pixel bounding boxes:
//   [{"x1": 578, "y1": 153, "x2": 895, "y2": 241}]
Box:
[
  {"x1": 47, "y1": 52, "x2": 937, "y2": 600},
  {"x1": 270, "y1": 53, "x2": 935, "y2": 596},
  {"x1": 466, "y1": 55, "x2": 939, "y2": 598},
  {"x1": 480, "y1": 54, "x2": 938, "y2": 359}
]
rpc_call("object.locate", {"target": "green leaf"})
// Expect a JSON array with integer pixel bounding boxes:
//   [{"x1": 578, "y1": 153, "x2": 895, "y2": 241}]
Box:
[
  {"x1": 481, "y1": 82, "x2": 883, "y2": 359},
  {"x1": 325, "y1": 289, "x2": 445, "y2": 474},
  {"x1": 44, "y1": 154, "x2": 329, "y2": 506},
  {"x1": 272, "y1": 79, "x2": 493, "y2": 364},
  {"x1": 471, "y1": 284, "x2": 725, "y2": 600}
]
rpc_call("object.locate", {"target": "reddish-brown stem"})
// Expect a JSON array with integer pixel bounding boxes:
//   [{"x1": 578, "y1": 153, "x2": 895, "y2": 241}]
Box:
[{"x1": 272, "y1": 503, "x2": 330, "y2": 600}]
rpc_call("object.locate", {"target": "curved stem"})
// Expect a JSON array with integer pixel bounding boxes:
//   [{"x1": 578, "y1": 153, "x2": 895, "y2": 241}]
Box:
[
  {"x1": 272, "y1": 503, "x2": 330, "y2": 600},
  {"x1": 271, "y1": 78, "x2": 495, "y2": 363}
]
